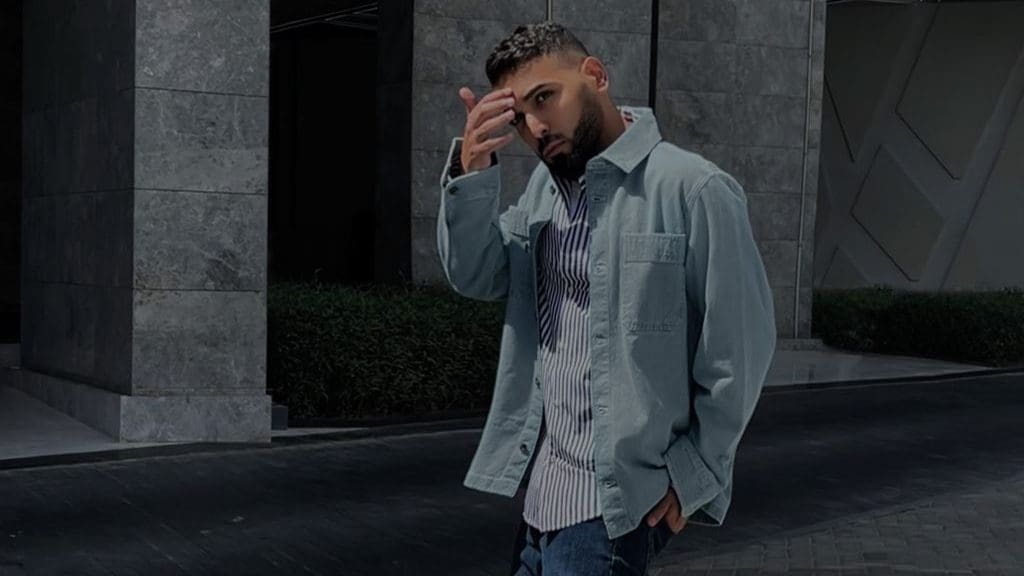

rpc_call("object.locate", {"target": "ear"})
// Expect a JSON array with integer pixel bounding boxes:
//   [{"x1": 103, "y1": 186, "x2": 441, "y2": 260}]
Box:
[{"x1": 580, "y1": 56, "x2": 609, "y2": 94}]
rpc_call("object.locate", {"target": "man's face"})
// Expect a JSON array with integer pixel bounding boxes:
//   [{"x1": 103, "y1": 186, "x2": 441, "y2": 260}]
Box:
[{"x1": 497, "y1": 54, "x2": 605, "y2": 180}]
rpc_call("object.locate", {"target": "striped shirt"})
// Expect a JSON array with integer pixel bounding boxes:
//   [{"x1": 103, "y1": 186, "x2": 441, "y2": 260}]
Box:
[{"x1": 522, "y1": 109, "x2": 635, "y2": 532}]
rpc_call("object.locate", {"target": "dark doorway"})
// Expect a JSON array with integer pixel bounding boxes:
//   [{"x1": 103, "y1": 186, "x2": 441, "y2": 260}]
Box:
[
  {"x1": 0, "y1": 2, "x2": 21, "y2": 343},
  {"x1": 269, "y1": 1, "x2": 379, "y2": 285}
]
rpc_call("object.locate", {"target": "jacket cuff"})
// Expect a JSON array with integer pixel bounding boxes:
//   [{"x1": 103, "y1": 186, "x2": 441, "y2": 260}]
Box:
[
  {"x1": 663, "y1": 433, "x2": 724, "y2": 525},
  {"x1": 440, "y1": 137, "x2": 499, "y2": 189}
]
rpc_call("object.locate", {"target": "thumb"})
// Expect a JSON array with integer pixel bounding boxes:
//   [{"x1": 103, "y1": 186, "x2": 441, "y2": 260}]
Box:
[{"x1": 458, "y1": 87, "x2": 477, "y2": 113}]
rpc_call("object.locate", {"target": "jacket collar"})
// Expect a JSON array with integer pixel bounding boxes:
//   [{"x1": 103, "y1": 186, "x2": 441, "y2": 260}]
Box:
[{"x1": 597, "y1": 105, "x2": 662, "y2": 174}]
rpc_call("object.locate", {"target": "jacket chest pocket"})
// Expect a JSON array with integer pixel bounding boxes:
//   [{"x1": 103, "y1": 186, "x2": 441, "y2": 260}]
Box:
[{"x1": 619, "y1": 232, "x2": 687, "y2": 334}]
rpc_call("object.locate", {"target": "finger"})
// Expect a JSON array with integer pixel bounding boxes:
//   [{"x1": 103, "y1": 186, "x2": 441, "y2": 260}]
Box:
[
  {"x1": 664, "y1": 501, "x2": 687, "y2": 533},
  {"x1": 470, "y1": 132, "x2": 516, "y2": 155},
  {"x1": 458, "y1": 87, "x2": 477, "y2": 113},
  {"x1": 670, "y1": 515, "x2": 687, "y2": 534},
  {"x1": 664, "y1": 504, "x2": 681, "y2": 528},
  {"x1": 468, "y1": 95, "x2": 516, "y2": 132},
  {"x1": 646, "y1": 497, "x2": 672, "y2": 527},
  {"x1": 473, "y1": 108, "x2": 517, "y2": 138}
]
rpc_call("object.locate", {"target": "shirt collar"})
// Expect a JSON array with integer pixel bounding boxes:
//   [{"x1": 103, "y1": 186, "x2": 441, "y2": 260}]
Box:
[{"x1": 598, "y1": 105, "x2": 662, "y2": 174}]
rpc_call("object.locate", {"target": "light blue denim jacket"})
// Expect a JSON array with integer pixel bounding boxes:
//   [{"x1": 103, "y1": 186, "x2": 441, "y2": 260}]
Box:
[{"x1": 436, "y1": 105, "x2": 776, "y2": 539}]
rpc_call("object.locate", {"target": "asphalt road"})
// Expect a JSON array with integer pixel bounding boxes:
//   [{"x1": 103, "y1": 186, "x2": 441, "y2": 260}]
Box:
[{"x1": 1, "y1": 372, "x2": 1023, "y2": 575}]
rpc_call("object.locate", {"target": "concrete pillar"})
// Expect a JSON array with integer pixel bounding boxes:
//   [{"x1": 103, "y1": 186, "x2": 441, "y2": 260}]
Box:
[{"x1": 18, "y1": 0, "x2": 271, "y2": 442}]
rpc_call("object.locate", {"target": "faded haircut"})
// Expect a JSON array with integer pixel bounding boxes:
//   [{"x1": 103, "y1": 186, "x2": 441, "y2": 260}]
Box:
[{"x1": 485, "y1": 21, "x2": 590, "y2": 86}]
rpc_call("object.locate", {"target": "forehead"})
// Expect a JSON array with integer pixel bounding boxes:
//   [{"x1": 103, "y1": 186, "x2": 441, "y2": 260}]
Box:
[{"x1": 496, "y1": 53, "x2": 576, "y2": 95}]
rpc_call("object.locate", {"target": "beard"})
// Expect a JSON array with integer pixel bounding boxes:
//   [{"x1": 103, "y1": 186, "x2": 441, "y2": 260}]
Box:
[{"x1": 540, "y1": 88, "x2": 605, "y2": 181}]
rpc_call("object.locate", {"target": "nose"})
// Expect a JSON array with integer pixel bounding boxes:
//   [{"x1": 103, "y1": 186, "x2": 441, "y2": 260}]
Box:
[{"x1": 524, "y1": 113, "x2": 548, "y2": 141}]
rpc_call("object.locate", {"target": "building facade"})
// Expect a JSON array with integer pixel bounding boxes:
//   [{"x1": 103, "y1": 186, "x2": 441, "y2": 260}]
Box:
[{"x1": 3, "y1": 0, "x2": 1018, "y2": 442}]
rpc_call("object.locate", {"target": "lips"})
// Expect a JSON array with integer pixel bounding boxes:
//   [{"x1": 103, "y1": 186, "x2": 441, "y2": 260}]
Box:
[{"x1": 544, "y1": 140, "x2": 566, "y2": 159}]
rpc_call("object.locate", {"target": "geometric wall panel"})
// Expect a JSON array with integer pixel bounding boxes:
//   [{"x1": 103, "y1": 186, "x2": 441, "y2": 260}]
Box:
[
  {"x1": 944, "y1": 95, "x2": 1024, "y2": 290},
  {"x1": 897, "y1": 2, "x2": 1024, "y2": 179},
  {"x1": 822, "y1": 247, "x2": 867, "y2": 289},
  {"x1": 852, "y1": 148, "x2": 944, "y2": 282},
  {"x1": 825, "y1": 4, "x2": 913, "y2": 161}
]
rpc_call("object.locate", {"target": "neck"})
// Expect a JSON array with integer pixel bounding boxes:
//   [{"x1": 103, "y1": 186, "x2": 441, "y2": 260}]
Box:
[{"x1": 598, "y1": 102, "x2": 628, "y2": 149}]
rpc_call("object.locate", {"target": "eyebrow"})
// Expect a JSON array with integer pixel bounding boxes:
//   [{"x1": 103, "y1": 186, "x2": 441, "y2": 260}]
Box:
[{"x1": 520, "y1": 83, "x2": 554, "y2": 104}]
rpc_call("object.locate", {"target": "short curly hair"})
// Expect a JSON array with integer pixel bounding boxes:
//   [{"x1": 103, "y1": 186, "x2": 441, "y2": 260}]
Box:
[{"x1": 485, "y1": 22, "x2": 590, "y2": 86}]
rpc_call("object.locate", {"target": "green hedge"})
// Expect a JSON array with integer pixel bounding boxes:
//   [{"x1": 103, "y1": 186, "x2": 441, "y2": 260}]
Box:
[
  {"x1": 269, "y1": 282, "x2": 1024, "y2": 421},
  {"x1": 267, "y1": 281, "x2": 504, "y2": 422},
  {"x1": 812, "y1": 286, "x2": 1024, "y2": 367}
]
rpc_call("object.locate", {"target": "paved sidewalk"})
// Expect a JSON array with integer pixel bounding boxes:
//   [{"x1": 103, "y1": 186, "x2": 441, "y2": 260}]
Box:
[
  {"x1": 652, "y1": 473, "x2": 1024, "y2": 575},
  {"x1": 1, "y1": 372, "x2": 1023, "y2": 575}
]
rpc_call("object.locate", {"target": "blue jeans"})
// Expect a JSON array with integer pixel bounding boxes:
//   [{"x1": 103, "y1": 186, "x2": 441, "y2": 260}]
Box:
[{"x1": 510, "y1": 516, "x2": 675, "y2": 575}]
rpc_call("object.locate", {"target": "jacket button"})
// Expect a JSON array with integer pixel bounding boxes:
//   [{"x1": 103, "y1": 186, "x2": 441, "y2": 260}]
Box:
[
  {"x1": 534, "y1": 377, "x2": 541, "y2": 388},
  {"x1": 596, "y1": 405, "x2": 607, "y2": 415},
  {"x1": 520, "y1": 444, "x2": 530, "y2": 456}
]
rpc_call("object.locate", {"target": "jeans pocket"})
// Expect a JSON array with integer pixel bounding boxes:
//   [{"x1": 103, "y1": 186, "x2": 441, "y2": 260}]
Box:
[{"x1": 647, "y1": 521, "x2": 675, "y2": 561}]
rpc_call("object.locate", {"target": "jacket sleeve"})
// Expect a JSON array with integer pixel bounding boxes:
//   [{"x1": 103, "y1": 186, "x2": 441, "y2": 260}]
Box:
[
  {"x1": 436, "y1": 136, "x2": 511, "y2": 302},
  {"x1": 663, "y1": 170, "x2": 777, "y2": 526}
]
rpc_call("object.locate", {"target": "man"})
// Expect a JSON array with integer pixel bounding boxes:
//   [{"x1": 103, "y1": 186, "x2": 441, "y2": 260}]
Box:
[{"x1": 436, "y1": 22, "x2": 777, "y2": 575}]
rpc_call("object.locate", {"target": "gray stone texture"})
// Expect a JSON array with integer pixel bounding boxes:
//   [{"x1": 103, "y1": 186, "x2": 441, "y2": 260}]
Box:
[
  {"x1": 135, "y1": 0, "x2": 269, "y2": 96},
  {"x1": 657, "y1": 40, "x2": 736, "y2": 94},
  {"x1": 413, "y1": 15, "x2": 514, "y2": 86},
  {"x1": 411, "y1": 216, "x2": 445, "y2": 285},
  {"x1": 19, "y1": 281, "x2": 133, "y2": 395},
  {"x1": 119, "y1": 392, "x2": 272, "y2": 442},
  {"x1": 21, "y1": 191, "x2": 134, "y2": 287},
  {"x1": 131, "y1": 289, "x2": 266, "y2": 395},
  {"x1": 133, "y1": 190, "x2": 267, "y2": 291},
  {"x1": 554, "y1": 0, "x2": 651, "y2": 34},
  {"x1": 21, "y1": 0, "x2": 134, "y2": 113},
  {"x1": 19, "y1": 0, "x2": 271, "y2": 441},
  {"x1": 659, "y1": 0, "x2": 737, "y2": 43},
  {"x1": 9, "y1": 367, "x2": 271, "y2": 442},
  {"x1": 413, "y1": 0, "x2": 546, "y2": 24},
  {"x1": 571, "y1": 29, "x2": 650, "y2": 102},
  {"x1": 134, "y1": 89, "x2": 268, "y2": 194}
]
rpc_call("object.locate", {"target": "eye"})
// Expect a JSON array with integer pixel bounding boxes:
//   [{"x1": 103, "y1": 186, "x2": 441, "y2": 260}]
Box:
[
  {"x1": 535, "y1": 90, "x2": 553, "y2": 105},
  {"x1": 509, "y1": 111, "x2": 525, "y2": 126}
]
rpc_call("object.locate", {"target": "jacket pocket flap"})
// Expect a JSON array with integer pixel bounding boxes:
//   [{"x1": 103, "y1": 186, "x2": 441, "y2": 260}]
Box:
[{"x1": 622, "y1": 233, "x2": 687, "y2": 263}]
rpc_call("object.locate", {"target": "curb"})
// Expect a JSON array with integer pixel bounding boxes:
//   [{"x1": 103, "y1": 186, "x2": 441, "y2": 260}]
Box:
[
  {"x1": 762, "y1": 366, "x2": 1024, "y2": 395},
  {"x1": 3, "y1": 369, "x2": 1022, "y2": 471}
]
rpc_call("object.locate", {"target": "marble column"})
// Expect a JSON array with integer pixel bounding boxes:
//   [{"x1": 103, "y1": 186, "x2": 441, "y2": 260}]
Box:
[{"x1": 19, "y1": 0, "x2": 271, "y2": 441}]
